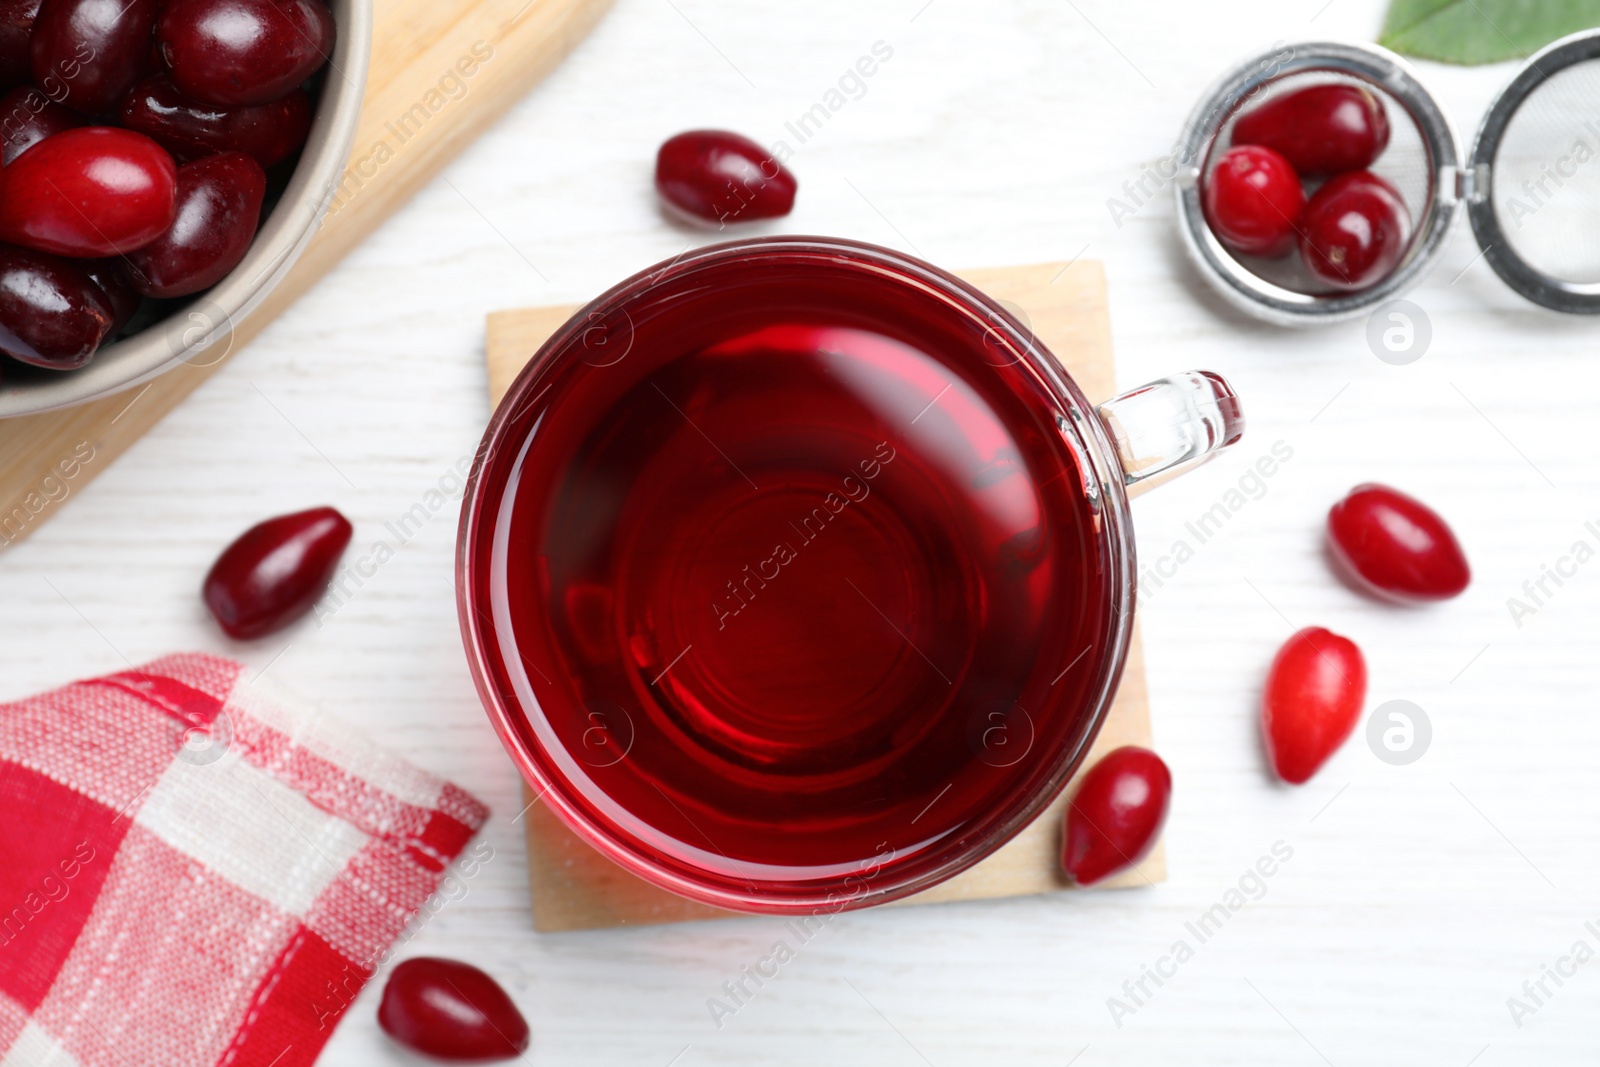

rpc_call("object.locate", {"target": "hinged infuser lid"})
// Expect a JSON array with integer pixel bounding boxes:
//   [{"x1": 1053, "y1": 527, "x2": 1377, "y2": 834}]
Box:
[{"x1": 1467, "y1": 29, "x2": 1600, "y2": 314}]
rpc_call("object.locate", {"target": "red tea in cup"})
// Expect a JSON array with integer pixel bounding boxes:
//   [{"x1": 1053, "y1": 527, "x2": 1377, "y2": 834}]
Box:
[{"x1": 459, "y1": 238, "x2": 1241, "y2": 912}]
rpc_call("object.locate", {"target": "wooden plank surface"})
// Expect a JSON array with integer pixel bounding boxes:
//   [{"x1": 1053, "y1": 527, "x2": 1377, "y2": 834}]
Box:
[
  {"x1": 484, "y1": 259, "x2": 1165, "y2": 931},
  {"x1": 0, "y1": 0, "x2": 615, "y2": 552}
]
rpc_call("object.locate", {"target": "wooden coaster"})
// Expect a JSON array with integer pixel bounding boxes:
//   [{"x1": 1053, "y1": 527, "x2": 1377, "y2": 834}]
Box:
[
  {"x1": 484, "y1": 260, "x2": 1164, "y2": 932},
  {"x1": 0, "y1": 0, "x2": 614, "y2": 551}
]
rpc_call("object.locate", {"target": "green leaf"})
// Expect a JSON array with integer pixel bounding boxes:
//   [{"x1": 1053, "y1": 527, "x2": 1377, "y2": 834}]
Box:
[{"x1": 1379, "y1": 0, "x2": 1600, "y2": 64}]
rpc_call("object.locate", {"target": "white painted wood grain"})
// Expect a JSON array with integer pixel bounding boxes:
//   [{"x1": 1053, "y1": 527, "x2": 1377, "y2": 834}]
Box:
[{"x1": 2, "y1": 0, "x2": 1597, "y2": 1063}]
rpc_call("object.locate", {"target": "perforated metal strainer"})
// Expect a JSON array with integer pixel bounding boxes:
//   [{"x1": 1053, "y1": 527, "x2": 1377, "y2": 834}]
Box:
[
  {"x1": 1176, "y1": 33, "x2": 1600, "y2": 323},
  {"x1": 1469, "y1": 30, "x2": 1600, "y2": 312}
]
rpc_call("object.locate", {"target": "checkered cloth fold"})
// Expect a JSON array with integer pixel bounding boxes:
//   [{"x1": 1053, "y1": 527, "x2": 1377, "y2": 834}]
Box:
[{"x1": 0, "y1": 653, "x2": 488, "y2": 1067}]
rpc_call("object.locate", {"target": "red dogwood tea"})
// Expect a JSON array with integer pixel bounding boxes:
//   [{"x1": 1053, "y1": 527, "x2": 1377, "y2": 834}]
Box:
[
  {"x1": 460, "y1": 238, "x2": 1244, "y2": 910},
  {"x1": 463, "y1": 242, "x2": 1122, "y2": 906}
]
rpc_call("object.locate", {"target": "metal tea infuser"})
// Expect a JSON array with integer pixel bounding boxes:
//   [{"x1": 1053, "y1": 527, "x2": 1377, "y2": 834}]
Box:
[{"x1": 1176, "y1": 31, "x2": 1600, "y2": 322}]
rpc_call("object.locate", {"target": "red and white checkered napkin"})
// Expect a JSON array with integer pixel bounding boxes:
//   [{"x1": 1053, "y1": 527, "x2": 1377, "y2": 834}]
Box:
[{"x1": 0, "y1": 652, "x2": 489, "y2": 1067}]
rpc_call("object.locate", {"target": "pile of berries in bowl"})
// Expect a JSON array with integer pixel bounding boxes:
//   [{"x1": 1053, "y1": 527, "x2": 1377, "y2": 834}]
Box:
[
  {"x1": 0, "y1": 0, "x2": 367, "y2": 416},
  {"x1": 1203, "y1": 82, "x2": 1413, "y2": 292}
]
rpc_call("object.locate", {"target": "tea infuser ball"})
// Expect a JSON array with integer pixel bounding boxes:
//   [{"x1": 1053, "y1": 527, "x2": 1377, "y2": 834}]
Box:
[{"x1": 1176, "y1": 32, "x2": 1600, "y2": 323}]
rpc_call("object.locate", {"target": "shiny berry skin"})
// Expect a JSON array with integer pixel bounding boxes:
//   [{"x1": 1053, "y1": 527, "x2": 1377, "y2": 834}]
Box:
[
  {"x1": 1261, "y1": 627, "x2": 1367, "y2": 785},
  {"x1": 30, "y1": 0, "x2": 160, "y2": 116},
  {"x1": 1299, "y1": 170, "x2": 1411, "y2": 289},
  {"x1": 157, "y1": 0, "x2": 335, "y2": 107},
  {"x1": 1232, "y1": 84, "x2": 1391, "y2": 178},
  {"x1": 0, "y1": 86, "x2": 84, "y2": 164},
  {"x1": 378, "y1": 958, "x2": 530, "y2": 1062},
  {"x1": 1327, "y1": 484, "x2": 1470, "y2": 603},
  {"x1": 1203, "y1": 145, "x2": 1304, "y2": 257},
  {"x1": 83, "y1": 257, "x2": 139, "y2": 333},
  {"x1": 127, "y1": 151, "x2": 264, "y2": 297},
  {"x1": 1062, "y1": 746, "x2": 1171, "y2": 886},
  {"x1": 203, "y1": 506, "x2": 351, "y2": 639},
  {"x1": 0, "y1": 0, "x2": 40, "y2": 86},
  {"x1": 0, "y1": 243, "x2": 112, "y2": 367},
  {"x1": 120, "y1": 75, "x2": 312, "y2": 166},
  {"x1": 655, "y1": 129, "x2": 797, "y2": 224},
  {"x1": 0, "y1": 126, "x2": 177, "y2": 255}
]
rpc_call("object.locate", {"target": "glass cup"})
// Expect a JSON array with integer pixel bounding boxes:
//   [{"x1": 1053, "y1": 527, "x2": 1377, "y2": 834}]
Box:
[{"x1": 457, "y1": 236, "x2": 1243, "y2": 914}]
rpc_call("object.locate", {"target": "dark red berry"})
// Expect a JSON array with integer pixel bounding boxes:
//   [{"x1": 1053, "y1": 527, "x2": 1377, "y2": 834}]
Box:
[
  {"x1": 0, "y1": 126, "x2": 177, "y2": 256},
  {"x1": 157, "y1": 0, "x2": 334, "y2": 107},
  {"x1": 1202, "y1": 144, "x2": 1304, "y2": 258},
  {"x1": 0, "y1": 85, "x2": 85, "y2": 164},
  {"x1": 1232, "y1": 84, "x2": 1391, "y2": 178},
  {"x1": 0, "y1": 243, "x2": 112, "y2": 367},
  {"x1": 1261, "y1": 627, "x2": 1366, "y2": 785},
  {"x1": 120, "y1": 75, "x2": 312, "y2": 166},
  {"x1": 1299, "y1": 170, "x2": 1411, "y2": 289},
  {"x1": 378, "y1": 958, "x2": 530, "y2": 1062},
  {"x1": 1327, "y1": 484, "x2": 1469, "y2": 603},
  {"x1": 1062, "y1": 746, "x2": 1172, "y2": 886},
  {"x1": 83, "y1": 258, "x2": 140, "y2": 333},
  {"x1": 30, "y1": 0, "x2": 160, "y2": 116},
  {"x1": 655, "y1": 129, "x2": 796, "y2": 224},
  {"x1": 203, "y1": 506, "x2": 351, "y2": 639},
  {"x1": 126, "y1": 151, "x2": 264, "y2": 297},
  {"x1": 0, "y1": 0, "x2": 40, "y2": 87}
]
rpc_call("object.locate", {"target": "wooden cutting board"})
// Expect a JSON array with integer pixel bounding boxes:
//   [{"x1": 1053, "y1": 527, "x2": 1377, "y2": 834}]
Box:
[
  {"x1": 0, "y1": 0, "x2": 615, "y2": 551},
  {"x1": 484, "y1": 259, "x2": 1166, "y2": 932}
]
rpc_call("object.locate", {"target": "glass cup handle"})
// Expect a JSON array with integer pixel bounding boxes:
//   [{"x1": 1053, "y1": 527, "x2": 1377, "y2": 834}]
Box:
[{"x1": 1095, "y1": 371, "x2": 1244, "y2": 489}]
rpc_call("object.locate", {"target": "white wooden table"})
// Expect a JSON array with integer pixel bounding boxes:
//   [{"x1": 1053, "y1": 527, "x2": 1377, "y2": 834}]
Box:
[{"x1": 4, "y1": 0, "x2": 1598, "y2": 1062}]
